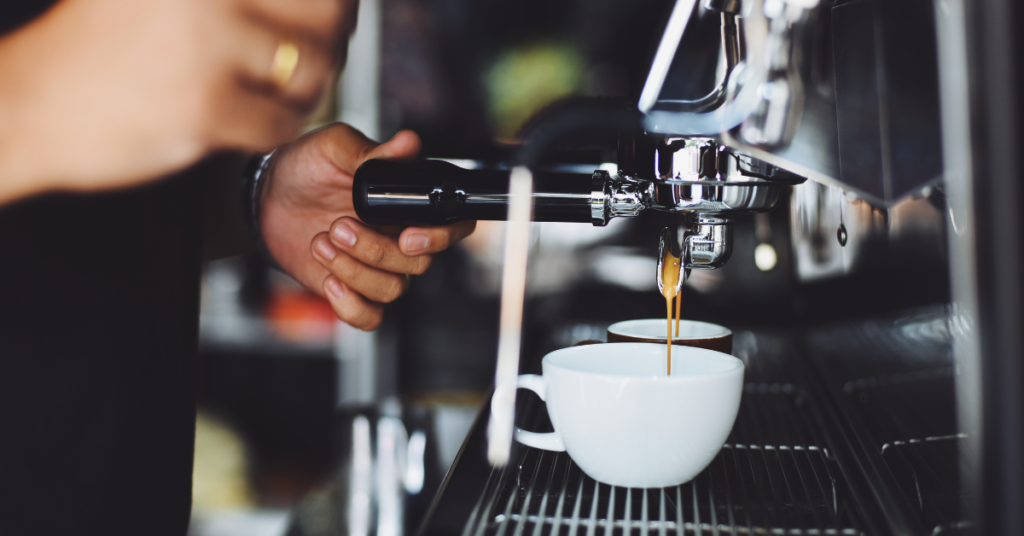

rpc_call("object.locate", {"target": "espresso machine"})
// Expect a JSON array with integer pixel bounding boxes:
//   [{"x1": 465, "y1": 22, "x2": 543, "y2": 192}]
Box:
[
  {"x1": 352, "y1": 0, "x2": 813, "y2": 273},
  {"x1": 284, "y1": 0, "x2": 1024, "y2": 534}
]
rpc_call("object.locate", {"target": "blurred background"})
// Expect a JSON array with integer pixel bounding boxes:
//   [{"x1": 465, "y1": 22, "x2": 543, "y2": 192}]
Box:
[{"x1": 188, "y1": 0, "x2": 949, "y2": 534}]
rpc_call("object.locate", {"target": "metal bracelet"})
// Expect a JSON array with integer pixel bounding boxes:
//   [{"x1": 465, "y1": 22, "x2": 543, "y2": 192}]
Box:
[{"x1": 243, "y1": 151, "x2": 277, "y2": 265}]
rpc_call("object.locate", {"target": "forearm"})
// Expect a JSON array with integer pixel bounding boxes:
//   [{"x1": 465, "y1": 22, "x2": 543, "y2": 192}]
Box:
[
  {"x1": 1, "y1": 0, "x2": 356, "y2": 210},
  {"x1": 0, "y1": 111, "x2": 57, "y2": 207},
  {"x1": 0, "y1": 18, "x2": 58, "y2": 206},
  {"x1": 0, "y1": 162, "x2": 50, "y2": 207}
]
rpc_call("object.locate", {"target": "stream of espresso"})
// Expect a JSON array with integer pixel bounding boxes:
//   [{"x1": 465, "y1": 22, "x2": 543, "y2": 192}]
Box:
[
  {"x1": 675, "y1": 288, "x2": 682, "y2": 337},
  {"x1": 661, "y1": 250, "x2": 682, "y2": 375}
]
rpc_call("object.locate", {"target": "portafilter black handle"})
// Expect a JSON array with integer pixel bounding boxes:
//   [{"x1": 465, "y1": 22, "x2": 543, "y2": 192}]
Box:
[{"x1": 352, "y1": 159, "x2": 598, "y2": 226}]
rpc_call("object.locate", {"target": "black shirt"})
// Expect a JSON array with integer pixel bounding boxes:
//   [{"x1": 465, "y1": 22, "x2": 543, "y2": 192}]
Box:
[
  {"x1": 0, "y1": 5, "x2": 223, "y2": 533},
  {"x1": 0, "y1": 175, "x2": 205, "y2": 535},
  {"x1": 0, "y1": 0, "x2": 53, "y2": 35}
]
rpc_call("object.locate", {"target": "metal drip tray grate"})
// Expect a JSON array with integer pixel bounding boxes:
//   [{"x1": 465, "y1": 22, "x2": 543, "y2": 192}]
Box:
[
  {"x1": 462, "y1": 385, "x2": 865, "y2": 536},
  {"x1": 847, "y1": 368, "x2": 966, "y2": 532}
]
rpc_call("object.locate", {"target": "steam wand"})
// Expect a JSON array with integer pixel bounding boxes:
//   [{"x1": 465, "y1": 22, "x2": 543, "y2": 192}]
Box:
[{"x1": 486, "y1": 167, "x2": 534, "y2": 467}]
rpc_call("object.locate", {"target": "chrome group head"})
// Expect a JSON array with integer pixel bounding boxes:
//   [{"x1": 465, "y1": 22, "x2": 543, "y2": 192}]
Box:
[{"x1": 590, "y1": 139, "x2": 802, "y2": 273}]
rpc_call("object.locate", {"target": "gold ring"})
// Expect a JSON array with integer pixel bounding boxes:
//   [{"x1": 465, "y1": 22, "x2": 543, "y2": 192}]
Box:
[{"x1": 270, "y1": 42, "x2": 300, "y2": 88}]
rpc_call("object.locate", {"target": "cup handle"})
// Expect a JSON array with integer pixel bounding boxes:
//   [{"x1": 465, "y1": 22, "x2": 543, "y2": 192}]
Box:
[{"x1": 513, "y1": 375, "x2": 566, "y2": 451}]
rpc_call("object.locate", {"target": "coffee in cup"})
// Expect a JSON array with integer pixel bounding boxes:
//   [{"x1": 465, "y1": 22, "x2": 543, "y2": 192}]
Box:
[{"x1": 514, "y1": 342, "x2": 744, "y2": 488}]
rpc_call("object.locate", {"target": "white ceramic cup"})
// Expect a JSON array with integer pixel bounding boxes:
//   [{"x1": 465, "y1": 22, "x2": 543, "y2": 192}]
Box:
[{"x1": 515, "y1": 342, "x2": 744, "y2": 488}]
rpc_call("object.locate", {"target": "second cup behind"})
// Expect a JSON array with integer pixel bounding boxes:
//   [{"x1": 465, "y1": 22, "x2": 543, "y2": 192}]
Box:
[{"x1": 607, "y1": 319, "x2": 733, "y2": 354}]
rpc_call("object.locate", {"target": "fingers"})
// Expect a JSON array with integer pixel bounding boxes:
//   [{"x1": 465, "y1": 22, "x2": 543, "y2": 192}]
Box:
[
  {"x1": 321, "y1": 276, "x2": 385, "y2": 330},
  {"x1": 310, "y1": 213, "x2": 464, "y2": 331},
  {"x1": 399, "y1": 220, "x2": 477, "y2": 256},
  {"x1": 327, "y1": 218, "x2": 433, "y2": 275},
  {"x1": 230, "y1": 15, "x2": 334, "y2": 112},
  {"x1": 311, "y1": 232, "x2": 411, "y2": 304},
  {"x1": 215, "y1": 0, "x2": 352, "y2": 151},
  {"x1": 208, "y1": 3, "x2": 346, "y2": 150},
  {"x1": 320, "y1": 125, "x2": 422, "y2": 175}
]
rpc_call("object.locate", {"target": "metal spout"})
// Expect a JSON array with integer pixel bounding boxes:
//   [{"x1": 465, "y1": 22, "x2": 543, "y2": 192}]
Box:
[
  {"x1": 658, "y1": 227, "x2": 687, "y2": 295},
  {"x1": 684, "y1": 217, "x2": 733, "y2": 270}
]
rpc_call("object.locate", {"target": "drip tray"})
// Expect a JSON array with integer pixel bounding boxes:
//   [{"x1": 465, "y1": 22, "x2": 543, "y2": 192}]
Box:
[{"x1": 459, "y1": 385, "x2": 867, "y2": 536}]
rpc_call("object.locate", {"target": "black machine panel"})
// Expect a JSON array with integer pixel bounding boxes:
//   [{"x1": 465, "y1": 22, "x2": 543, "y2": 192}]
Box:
[{"x1": 831, "y1": 0, "x2": 943, "y2": 202}]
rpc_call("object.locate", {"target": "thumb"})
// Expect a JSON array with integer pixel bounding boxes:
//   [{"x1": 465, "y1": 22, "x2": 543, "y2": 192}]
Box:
[
  {"x1": 322, "y1": 125, "x2": 422, "y2": 175},
  {"x1": 364, "y1": 130, "x2": 422, "y2": 162}
]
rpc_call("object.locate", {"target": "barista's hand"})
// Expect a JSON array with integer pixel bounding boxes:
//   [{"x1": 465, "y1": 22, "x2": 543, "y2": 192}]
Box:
[
  {"x1": 0, "y1": 0, "x2": 355, "y2": 205},
  {"x1": 260, "y1": 123, "x2": 477, "y2": 330}
]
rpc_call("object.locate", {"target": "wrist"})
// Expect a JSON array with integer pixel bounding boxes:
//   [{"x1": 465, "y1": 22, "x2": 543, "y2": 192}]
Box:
[{"x1": 243, "y1": 152, "x2": 280, "y2": 266}]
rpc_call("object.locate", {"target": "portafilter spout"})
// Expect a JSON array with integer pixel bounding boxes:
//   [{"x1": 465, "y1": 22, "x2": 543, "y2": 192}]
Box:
[
  {"x1": 683, "y1": 217, "x2": 733, "y2": 270},
  {"x1": 657, "y1": 216, "x2": 732, "y2": 295},
  {"x1": 658, "y1": 226, "x2": 688, "y2": 295}
]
